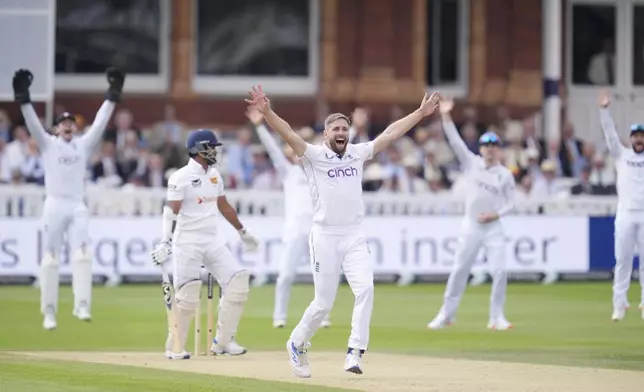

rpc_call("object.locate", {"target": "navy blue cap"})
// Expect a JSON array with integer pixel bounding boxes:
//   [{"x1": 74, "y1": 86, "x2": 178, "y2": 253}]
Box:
[
  {"x1": 630, "y1": 124, "x2": 644, "y2": 135},
  {"x1": 479, "y1": 131, "x2": 501, "y2": 145},
  {"x1": 54, "y1": 112, "x2": 76, "y2": 126}
]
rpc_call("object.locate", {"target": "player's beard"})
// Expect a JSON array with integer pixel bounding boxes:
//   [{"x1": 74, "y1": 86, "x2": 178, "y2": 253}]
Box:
[
  {"x1": 329, "y1": 137, "x2": 347, "y2": 155},
  {"x1": 632, "y1": 142, "x2": 644, "y2": 154}
]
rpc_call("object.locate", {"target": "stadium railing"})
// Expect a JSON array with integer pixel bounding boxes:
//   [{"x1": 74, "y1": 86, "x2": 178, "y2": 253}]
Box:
[{"x1": 0, "y1": 184, "x2": 618, "y2": 218}]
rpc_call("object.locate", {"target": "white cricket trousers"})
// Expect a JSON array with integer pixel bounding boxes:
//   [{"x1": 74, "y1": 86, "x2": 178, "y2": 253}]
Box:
[
  {"x1": 172, "y1": 238, "x2": 241, "y2": 291},
  {"x1": 439, "y1": 220, "x2": 507, "y2": 321},
  {"x1": 613, "y1": 212, "x2": 644, "y2": 309},
  {"x1": 273, "y1": 233, "x2": 309, "y2": 322},
  {"x1": 290, "y1": 226, "x2": 374, "y2": 351},
  {"x1": 40, "y1": 197, "x2": 91, "y2": 315}
]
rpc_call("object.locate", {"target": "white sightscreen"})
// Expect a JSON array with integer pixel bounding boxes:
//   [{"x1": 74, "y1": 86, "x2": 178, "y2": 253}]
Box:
[{"x1": 0, "y1": 0, "x2": 55, "y2": 102}]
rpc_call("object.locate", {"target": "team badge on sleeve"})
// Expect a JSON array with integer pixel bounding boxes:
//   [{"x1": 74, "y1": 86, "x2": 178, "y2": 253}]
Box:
[{"x1": 209, "y1": 176, "x2": 218, "y2": 184}]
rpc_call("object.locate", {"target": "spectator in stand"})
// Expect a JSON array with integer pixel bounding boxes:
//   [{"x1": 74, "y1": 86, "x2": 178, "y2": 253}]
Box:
[
  {"x1": 103, "y1": 108, "x2": 141, "y2": 148},
  {"x1": 571, "y1": 165, "x2": 607, "y2": 195},
  {"x1": 136, "y1": 152, "x2": 166, "y2": 188},
  {"x1": 296, "y1": 126, "x2": 316, "y2": 143},
  {"x1": 457, "y1": 104, "x2": 486, "y2": 135},
  {"x1": 5, "y1": 125, "x2": 29, "y2": 174},
  {"x1": 588, "y1": 152, "x2": 617, "y2": 193},
  {"x1": 401, "y1": 156, "x2": 428, "y2": 193},
  {"x1": 502, "y1": 125, "x2": 525, "y2": 170},
  {"x1": 425, "y1": 120, "x2": 454, "y2": 167},
  {"x1": 489, "y1": 106, "x2": 522, "y2": 138},
  {"x1": 522, "y1": 115, "x2": 546, "y2": 162},
  {"x1": 459, "y1": 122, "x2": 480, "y2": 154},
  {"x1": 92, "y1": 141, "x2": 125, "y2": 187},
  {"x1": 558, "y1": 121, "x2": 584, "y2": 177},
  {"x1": 225, "y1": 127, "x2": 254, "y2": 189},
  {"x1": 0, "y1": 138, "x2": 10, "y2": 183},
  {"x1": 0, "y1": 109, "x2": 11, "y2": 142},
  {"x1": 20, "y1": 138, "x2": 45, "y2": 185},
  {"x1": 516, "y1": 173, "x2": 534, "y2": 201},
  {"x1": 422, "y1": 144, "x2": 451, "y2": 190},
  {"x1": 157, "y1": 130, "x2": 185, "y2": 170},
  {"x1": 153, "y1": 104, "x2": 185, "y2": 145},
  {"x1": 349, "y1": 106, "x2": 375, "y2": 143},
  {"x1": 250, "y1": 146, "x2": 280, "y2": 190},
  {"x1": 524, "y1": 147, "x2": 543, "y2": 180},
  {"x1": 531, "y1": 159, "x2": 567, "y2": 198},
  {"x1": 381, "y1": 146, "x2": 410, "y2": 192}
]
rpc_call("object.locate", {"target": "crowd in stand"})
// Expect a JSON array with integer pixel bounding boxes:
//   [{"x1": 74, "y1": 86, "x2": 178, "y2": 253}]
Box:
[{"x1": 0, "y1": 103, "x2": 618, "y2": 199}]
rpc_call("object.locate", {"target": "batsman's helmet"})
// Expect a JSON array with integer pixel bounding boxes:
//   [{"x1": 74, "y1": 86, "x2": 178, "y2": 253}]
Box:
[{"x1": 186, "y1": 129, "x2": 222, "y2": 165}]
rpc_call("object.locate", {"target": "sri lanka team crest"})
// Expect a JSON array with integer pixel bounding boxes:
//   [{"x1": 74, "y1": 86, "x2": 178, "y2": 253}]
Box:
[{"x1": 210, "y1": 176, "x2": 218, "y2": 184}]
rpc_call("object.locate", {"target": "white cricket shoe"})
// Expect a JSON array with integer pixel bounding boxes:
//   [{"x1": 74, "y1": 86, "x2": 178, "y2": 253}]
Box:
[
  {"x1": 488, "y1": 317, "x2": 513, "y2": 330},
  {"x1": 286, "y1": 339, "x2": 311, "y2": 378},
  {"x1": 43, "y1": 312, "x2": 57, "y2": 330},
  {"x1": 73, "y1": 306, "x2": 91, "y2": 322},
  {"x1": 427, "y1": 314, "x2": 453, "y2": 330},
  {"x1": 273, "y1": 320, "x2": 286, "y2": 329},
  {"x1": 211, "y1": 338, "x2": 247, "y2": 355},
  {"x1": 344, "y1": 349, "x2": 363, "y2": 374},
  {"x1": 612, "y1": 307, "x2": 626, "y2": 322},
  {"x1": 165, "y1": 350, "x2": 191, "y2": 360},
  {"x1": 320, "y1": 318, "x2": 332, "y2": 328}
]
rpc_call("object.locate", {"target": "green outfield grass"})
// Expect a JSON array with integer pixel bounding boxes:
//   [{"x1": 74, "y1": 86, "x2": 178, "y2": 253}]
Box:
[{"x1": 1, "y1": 282, "x2": 644, "y2": 391}]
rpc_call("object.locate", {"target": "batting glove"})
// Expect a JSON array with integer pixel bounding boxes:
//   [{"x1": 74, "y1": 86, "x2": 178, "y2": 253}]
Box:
[
  {"x1": 239, "y1": 228, "x2": 260, "y2": 252},
  {"x1": 150, "y1": 240, "x2": 172, "y2": 266}
]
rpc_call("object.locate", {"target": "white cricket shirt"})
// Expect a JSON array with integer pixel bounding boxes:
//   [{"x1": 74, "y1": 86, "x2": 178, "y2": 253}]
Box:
[
  {"x1": 21, "y1": 102, "x2": 115, "y2": 201},
  {"x1": 443, "y1": 120, "x2": 515, "y2": 223},
  {"x1": 300, "y1": 141, "x2": 374, "y2": 230},
  {"x1": 255, "y1": 125, "x2": 312, "y2": 237},
  {"x1": 167, "y1": 159, "x2": 225, "y2": 240},
  {"x1": 600, "y1": 109, "x2": 644, "y2": 213}
]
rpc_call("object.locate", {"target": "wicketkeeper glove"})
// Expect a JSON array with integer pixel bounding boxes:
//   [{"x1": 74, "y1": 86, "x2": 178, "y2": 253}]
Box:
[
  {"x1": 239, "y1": 228, "x2": 260, "y2": 252},
  {"x1": 105, "y1": 67, "x2": 126, "y2": 103},
  {"x1": 150, "y1": 240, "x2": 172, "y2": 266},
  {"x1": 12, "y1": 69, "x2": 33, "y2": 104}
]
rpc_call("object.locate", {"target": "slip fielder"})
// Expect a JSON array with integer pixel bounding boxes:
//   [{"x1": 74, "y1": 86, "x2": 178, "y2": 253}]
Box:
[
  {"x1": 246, "y1": 85, "x2": 439, "y2": 378},
  {"x1": 598, "y1": 90, "x2": 644, "y2": 321},
  {"x1": 245, "y1": 108, "x2": 331, "y2": 329},
  {"x1": 150, "y1": 129, "x2": 260, "y2": 359},
  {"x1": 13, "y1": 67, "x2": 124, "y2": 330},
  {"x1": 427, "y1": 97, "x2": 515, "y2": 331}
]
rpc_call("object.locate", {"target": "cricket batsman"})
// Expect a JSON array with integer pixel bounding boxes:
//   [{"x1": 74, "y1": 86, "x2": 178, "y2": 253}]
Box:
[
  {"x1": 13, "y1": 67, "x2": 124, "y2": 330},
  {"x1": 245, "y1": 107, "x2": 331, "y2": 329},
  {"x1": 598, "y1": 90, "x2": 644, "y2": 321},
  {"x1": 150, "y1": 129, "x2": 260, "y2": 359},
  {"x1": 427, "y1": 97, "x2": 515, "y2": 331}
]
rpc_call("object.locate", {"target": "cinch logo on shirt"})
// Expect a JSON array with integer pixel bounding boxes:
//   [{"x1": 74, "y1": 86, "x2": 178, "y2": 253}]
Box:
[
  {"x1": 475, "y1": 179, "x2": 500, "y2": 195},
  {"x1": 197, "y1": 196, "x2": 218, "y2": 204},
  {"x1": 58, "y1": 155, "x2": 80, "y2": 165},
  {"x1": 327, "y1": 167, "x2": 358, "y2": 178},
  {"x1": 626, "y1": 160, "x2": 644, "y2": 168}
]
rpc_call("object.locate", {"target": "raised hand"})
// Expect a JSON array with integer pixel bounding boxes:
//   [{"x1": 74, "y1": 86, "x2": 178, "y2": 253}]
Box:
[
  {"x1": 439, "y1": 96, "x2": 455, "y2": 114},
  {"x1": 598, "y1": 89, "x2": 610, "y2": 108},
  {"x1": 13, "y1": 69, "x2": 33, "y2": 104},
  {"x1": 105, "y1": 66, "x2": 126, "y2": 103},
  {"x1": 245, "y1": 85, "x2": 271, "y2": 113},
  {"x1": 418, "y1": 92, "x2": 440, "y2": 117},
  {"x1": 245, "y1": 105, "x2": 265, "y2": 126}
]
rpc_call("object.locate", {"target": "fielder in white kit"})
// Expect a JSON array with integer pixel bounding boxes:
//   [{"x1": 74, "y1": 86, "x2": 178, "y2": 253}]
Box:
[
  {"x1": 13, "y1": 68, "x2": 124, "y2": 330},
  {"x1": 150, "y1": 129, "x2": 260, "y2": 359},
  {"x1": 428, "y1": 97, "x2": 515, "y2": 331},
  {"x1": 245, "y1": 108, "x2": 331, "y2": 329},
  {"x1": 598, "y1": 90, "x2": 644, "y2": 321},
  {"x1": 246, "y1": 85, "x2": 440, "y2": 377}
]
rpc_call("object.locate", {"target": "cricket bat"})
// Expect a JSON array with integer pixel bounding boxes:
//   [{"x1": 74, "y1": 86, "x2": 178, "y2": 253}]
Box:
[
  {"x1": 161, "y1": 270, "x2": 182, "y2": 354},
  {"x1": 206, "y1": 273, "x2": 214, "y2": 353}
]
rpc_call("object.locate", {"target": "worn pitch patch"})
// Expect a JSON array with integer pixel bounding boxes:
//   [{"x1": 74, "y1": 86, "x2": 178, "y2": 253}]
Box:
[{"x1": 13, "y1": 351, "x2": 644, "y2": 392}]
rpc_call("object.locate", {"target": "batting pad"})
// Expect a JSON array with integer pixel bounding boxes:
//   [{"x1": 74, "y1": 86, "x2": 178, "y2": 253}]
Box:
[
  {"x1": 71, "y1": 249, "x2": 92, "y2": 313},
  {"x1": 40, "y1": 252, "x2": 59, "y2": 315},
  {"x1": 216, "y1": 271, "x2": 250, "y2": 346},
  {"x1": 167, "y1": 280, "x2": 201, "y2": 353}
]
